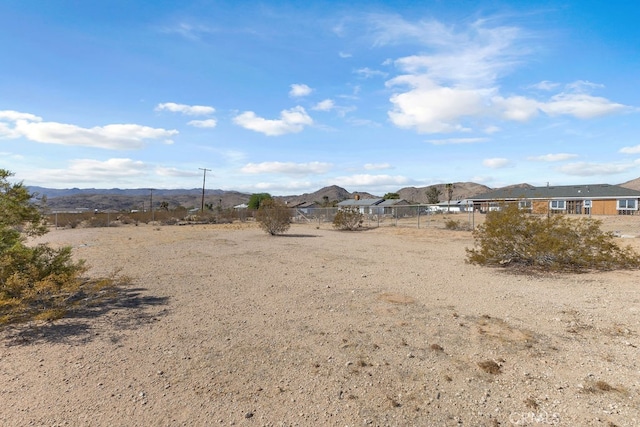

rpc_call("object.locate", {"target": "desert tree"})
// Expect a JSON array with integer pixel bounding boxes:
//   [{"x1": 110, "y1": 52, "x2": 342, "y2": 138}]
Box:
[
  {"x1": 0, "y1": 169, "x2": 101, "y2": 324},
  {"x1": 0, "y1": 169, "x2": 127, "y2": 325},
  {"x1": 255, "y1": 198, "x2": 291, "y2": 235},
  {"x1": 248, "y1": 193, "x2": 272, "y2": 210},
  {"x1": 445, "y1": 183, "x2": 455, "y2": 212},
  {"x1": 425, "y1": 186, "x2": 441, "y2": 204}
]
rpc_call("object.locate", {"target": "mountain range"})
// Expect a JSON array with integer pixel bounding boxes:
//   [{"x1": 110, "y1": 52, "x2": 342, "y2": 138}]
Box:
[{"x1": 28, "y1": 177, "x2": 640, "y2": 211}]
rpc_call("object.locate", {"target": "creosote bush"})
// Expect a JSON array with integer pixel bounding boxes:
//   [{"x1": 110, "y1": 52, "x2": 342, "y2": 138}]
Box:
[
  {"x1": 255, "y1": 199, "x2": 291, "y2": 235},
  {"x1": 333, "y1": 207, "x2": 364, "y2": 231},
  {"x1": 0, "y1": 169, "x2": 113, "y2": 325},
  {"x1": 466, "y1": 203, "x2": 640, "y2": 272}
]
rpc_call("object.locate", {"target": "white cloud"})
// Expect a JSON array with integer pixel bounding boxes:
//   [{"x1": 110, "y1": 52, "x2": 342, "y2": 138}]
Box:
[
  {"x1": 244, "y1": 180, "x2": 314, "y2": 192},
  {"x1": 491, "y1": 95, "x2": 541, "y2": 121},
  {"x1": 530, "y1": 81, "x2": 560, "y2": 91},
  {"x1": 557, "y1": 161, "x2": 637, "y2": 176},
  {"x1": 378, "y1": 17, "x2": 631, "y2": 134},
  {"x1": 387, "y1": 74, "x2": 487, "y2": 133},
  {"x1": 0, "y1": 110, "x2": 42, "y2": 122},
  {"x1": 540, "y1": 93, "x2": 628, "y2": 119},
  {"x1": 233, "y1": 106, "x2": 313, "y2": 136},
  {"x1": 339, "y1": 51, "x2": 352, "y2": 58},
  {"x1": 619, "y1": 145, "x2": 640, "y2": 154},
  {"x1": 0, "y1": 111, "x2": 178, "y2": 149},
  {"x1": 565, "y1": 80, "x2": 604, "y2": 93},
  {"x1": 427, "y1": 137, "x2": 488, "y2": 145},
  {"x1": 483, "y1": 158, "x2": 511, "y2": 169},
  {"x1": 219, "y1": 149, "x2": 246, "y2": 163},
  {"x1": 34, "y1": 158, "x2": 149, "y2": 185},
  {"x1": 313, "y1": 99, "x2": 335, "y2": 111},
  {"x1": 355, "y1": 68, "x2": 388, "y2": 78},
  {"x1": 289, "y1": 84, "x2": 313, "y2": 97},
  {"x1": 155, "y1": 102, "x2": 215, "y2": 116},
  {"x1": 363, "y1": 163, "x2": 392, "y2": 170},
  {"x1": 156, "y1": 166, "x2": 200, "y2": 177},
  {"x1": 528, "y1": 153, "x2": 579, "y2": 162},
  {"x1": 384, "y1": 18, "x2": 528, "y2": 88},
  {"x1": 334, "y1": 174, "x2": 411, "y2": 187},
  {"x1": 187, "y1": 119, "x2": 217, "y2": 128},
  {"x1": 241, "y1": 161, "x2": 332, "y2": 175}
]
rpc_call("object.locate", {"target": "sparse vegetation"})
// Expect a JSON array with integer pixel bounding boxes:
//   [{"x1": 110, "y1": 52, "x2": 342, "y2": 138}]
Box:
[
  {"x1": 255, "y1": 198, "x2": 291, "y2": 235},
  {"x1": 444, "y1": 218, "x2": 470, "y2": 231},
  {"x1": 0, "y1": 169, "x2": 117, "y2": 325},
  {"x1": 248, "y1": 193, "x2": 273, "y2": 210},
  {"x1": 478, "y1": 360, "x2": 501, "y2": 374},
  {"x1": 467, "y1": 202, "x2": 640, "y2": 272},
  {"x1": 333, "y1": 207, "x2": 364, "y2": 230},
  {"x1": 425, "y1": 186, "x2": 441, "y2": 204}
]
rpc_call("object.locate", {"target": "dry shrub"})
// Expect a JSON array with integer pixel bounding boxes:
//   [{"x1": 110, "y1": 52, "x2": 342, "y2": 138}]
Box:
[
  {"x1": 256, "y1": 199, "x2": 291, "y2": 235},
  {"x1": 467, "y1": 203, "x2": 640, "y2": 272},
  {"x1": 444, "y1": 219, "x2": 470, "y2": 231},
  {"x1": 333, "y1": 207, "x2": 364, "y2": 231},
  {"x1": 478, "y1": 360, "x2": 502, "y2": 374}
]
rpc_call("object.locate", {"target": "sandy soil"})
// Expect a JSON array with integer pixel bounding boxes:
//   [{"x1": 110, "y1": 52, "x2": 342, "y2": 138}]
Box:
[{"x1": 2, "y1": 217, "x2": 640, "y2": 426}]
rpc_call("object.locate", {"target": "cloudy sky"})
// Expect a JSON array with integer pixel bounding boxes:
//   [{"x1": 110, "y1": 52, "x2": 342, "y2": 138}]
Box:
[{"x1": 1, "y1": 0, "x2": 639, "y2": 195}]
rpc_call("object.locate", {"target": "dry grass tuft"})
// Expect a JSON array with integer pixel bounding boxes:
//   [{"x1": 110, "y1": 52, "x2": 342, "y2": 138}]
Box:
[{"x1": 478, "y1": 360, "x2": 501, "y2": 374}]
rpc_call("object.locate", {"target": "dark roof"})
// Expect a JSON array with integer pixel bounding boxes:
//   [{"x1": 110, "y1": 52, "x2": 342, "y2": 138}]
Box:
[
  {"x1": 337, "y1": 198, "x2": 384, "y2": 207},
  {"x1": 470, "y1": 184, "x2": 640, "y2": 201}
]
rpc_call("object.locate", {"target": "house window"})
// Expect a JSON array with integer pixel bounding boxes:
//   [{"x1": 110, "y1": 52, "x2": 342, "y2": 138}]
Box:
[
  {"x1": 518, "y1": 200, "x2": 532, "y2": 211},
  {"x1": 549, "y1": 200, "x2": 566, "y2": 210},
  {"x1": 617, "y1": 199, "x2": 638, "y2": 210}
]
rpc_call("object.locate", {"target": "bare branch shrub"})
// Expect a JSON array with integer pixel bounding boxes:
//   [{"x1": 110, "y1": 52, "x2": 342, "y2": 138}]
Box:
[{"x1": 256, "y1": 199, "x2": 291, "y2": 235}]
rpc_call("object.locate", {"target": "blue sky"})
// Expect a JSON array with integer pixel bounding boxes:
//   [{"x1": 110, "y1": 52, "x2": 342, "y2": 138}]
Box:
[{"x1": 1, "y1": 0, "x2": 639, "y2": 195}]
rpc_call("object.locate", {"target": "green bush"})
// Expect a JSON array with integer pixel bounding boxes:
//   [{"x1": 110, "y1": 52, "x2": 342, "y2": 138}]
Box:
[
  {"x1": 466, "y1": 203, "x2": 640, "y2": 272},
  {"x1": 255, "y1": 199, "x2": 291, "y2": 235},
  {"x1": 333, "y1": 207, "x2": 364, "y2": 231},
  {"x1": 0, "y1": 169, "x2": 108, "y2": 325}
]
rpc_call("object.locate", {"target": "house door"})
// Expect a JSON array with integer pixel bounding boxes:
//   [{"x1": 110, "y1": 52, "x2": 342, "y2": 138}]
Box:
[{"x1": 567, "y1": 200, "x2": 583, "y2": 214}]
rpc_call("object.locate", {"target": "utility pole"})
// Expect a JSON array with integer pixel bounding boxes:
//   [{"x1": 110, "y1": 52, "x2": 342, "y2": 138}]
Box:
[
  {"x1": 199, "y1": 168, "x2": 211, "y2": 213},
  {"x1": 150, "y1": 188, "x2": 154, "y2": 222}
]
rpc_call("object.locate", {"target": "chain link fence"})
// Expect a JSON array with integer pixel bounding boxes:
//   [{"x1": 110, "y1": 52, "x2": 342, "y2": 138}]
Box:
[
  {"x1": 290, "y1": 205, "x2": 480, "y2": 229},
  {"x1": 47, "y1": 204, "x2": 483, "y2": 230}
]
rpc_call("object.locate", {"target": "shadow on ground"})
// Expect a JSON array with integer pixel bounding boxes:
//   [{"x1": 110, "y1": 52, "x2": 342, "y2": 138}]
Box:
[{"x1": 1, "y1": 286, "x2": 170, "y2": 346}]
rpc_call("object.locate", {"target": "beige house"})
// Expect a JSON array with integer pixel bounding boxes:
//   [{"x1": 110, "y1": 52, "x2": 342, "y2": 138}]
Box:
[{"x1": 470, "y1": 184, "x2": 640, "y2": 216}]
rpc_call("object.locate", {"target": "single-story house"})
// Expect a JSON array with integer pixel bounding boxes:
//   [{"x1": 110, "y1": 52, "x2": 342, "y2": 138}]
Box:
[
  {"x1": 433, "y1": 200, "x2": 473, "y2": 213},
  {"x1": 337, "y1": 197, "x2": 410, "y2": 215},
  {"x1": 469, "y1": 184, "x2": 640, "y2": 216},
  {"x1": 290, "y1": 201, "x2": 321, "y2": 214}
]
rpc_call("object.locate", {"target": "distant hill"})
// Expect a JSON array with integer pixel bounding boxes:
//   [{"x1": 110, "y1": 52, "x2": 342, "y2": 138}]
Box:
[
  {"x1": 397, "y1": 182, "x2": 492, "y2": 203},
  {"x1": 34, "y1": 179, "x2": 640, "y2": 211},
  {"x1": 32, "y1": 187, "x2": 251, "y2": 212},
  {"x1": 620, "y1": 177, "x2": 640, "y2": 191},
  {"x1": 279, "y1": 185, "x2": 376, "y2": 206}
]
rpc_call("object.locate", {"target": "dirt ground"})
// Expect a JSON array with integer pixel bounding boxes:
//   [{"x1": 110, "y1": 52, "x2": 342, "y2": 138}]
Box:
[{"x1": 2, "y1": 216, "x2": 640, "y2": 426}]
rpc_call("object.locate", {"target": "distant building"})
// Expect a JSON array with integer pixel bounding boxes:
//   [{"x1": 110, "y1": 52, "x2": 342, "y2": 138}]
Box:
[
  {"x1": 337, "y1": 197, "x2": 410, "y2": 215},
  {"x1": 469, "y1": 184, "x2": 640, "y2": 215}
]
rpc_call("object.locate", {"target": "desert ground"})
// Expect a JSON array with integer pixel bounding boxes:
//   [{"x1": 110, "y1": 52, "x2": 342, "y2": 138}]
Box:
[{"x1": 2, "y1": 216, "x2": 640, "y2": 426}]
